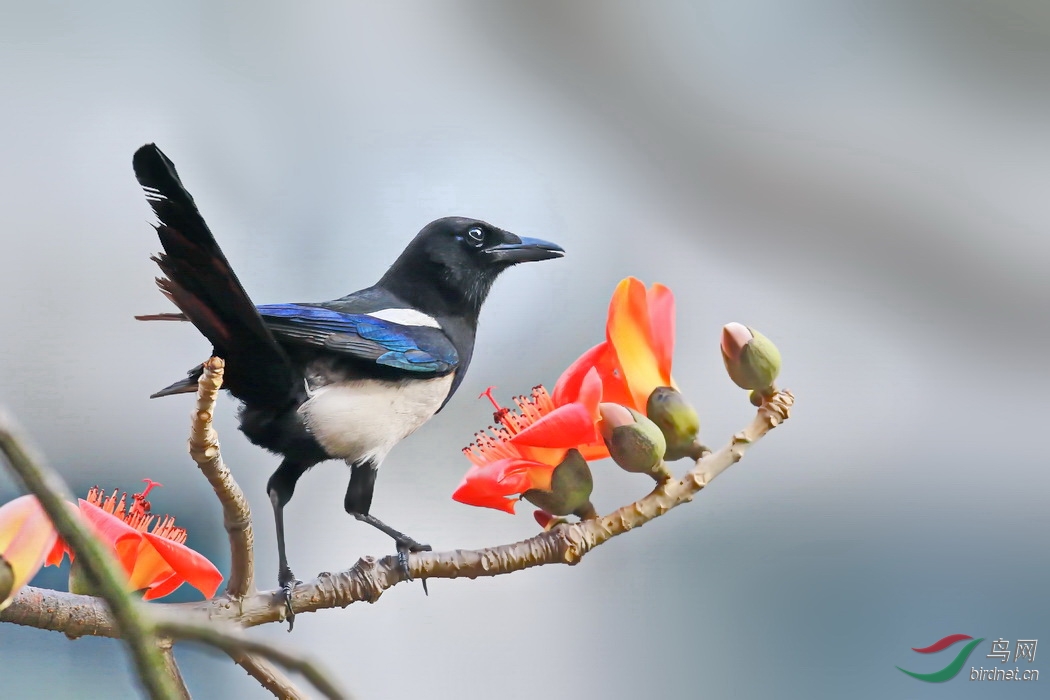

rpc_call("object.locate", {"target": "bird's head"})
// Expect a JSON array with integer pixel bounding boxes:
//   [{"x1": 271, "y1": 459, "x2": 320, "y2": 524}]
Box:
[{"x1": 380, "y1": 217, "x2": 564, "y2": 318}]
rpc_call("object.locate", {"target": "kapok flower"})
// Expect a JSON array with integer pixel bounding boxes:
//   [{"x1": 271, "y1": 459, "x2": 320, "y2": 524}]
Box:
[
  {"x1": 559, "y1": 277, "x2": 701, "y2": 459},
  {"x1": 453, "y1": 368, "x2": 605, "y2": 513},
  {"x1": 0, "y1": 495, "x2": 62, "y2": 611},
  {"x1": 52, "y1": 479, "x2": 222, "y2": 600},
  {"x1": 556, "y1": 277, "x2": 676, "y2": 413}
]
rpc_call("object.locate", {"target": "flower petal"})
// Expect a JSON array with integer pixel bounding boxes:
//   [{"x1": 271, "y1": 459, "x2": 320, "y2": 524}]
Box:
[
  {"x1": 646, "y1": 283, "x2": 675, "y2": 384},
  {"x1": 606, "y1": 277, "x2": 667, "y2": 409},
  {"x1": 142, "y1": 532, "x2": 223, "y2": 599},
  {"x1": 141, "y1": 572, "x2": 186, "y2": 601},
  {"x1": 125, "y1": 537, "x2": 173, "y2": 592},
  {"x1": 453, "y1": 458, "x2": 556, "y2": 512},
  {"x1": 555, "y1": 343, "x2": 633, "y2": 407},
  {"x1": 0, "y1": 495, "x2": 59, "y2": 610},
  {"x1": 576, "y1": 441, "x2": 611, "y2": 461},
  {"x1": 495, "y1": 459, "x2": 556, "y2": 493},
  {"x1": 451, "y1": 486, "x2": 518, "y2": 513},
  {"x1": 553, "y1": 343, "x2": 605, "y2": 404},
  {"x1": 77, "y1": 500, "x2": 143, "y2": 574},
  {"x1": 43, "y1": 501, "x2": 96, "y2": 567},
  {"x1": 45, "y1": 537, "x2": 70, "y2": 567},
  {"x1": 510, "y1": 403, "x2": 599, "y2": 449},
  {"x1": 576, "y1": 367, "x2": 603, "y2": 418}
]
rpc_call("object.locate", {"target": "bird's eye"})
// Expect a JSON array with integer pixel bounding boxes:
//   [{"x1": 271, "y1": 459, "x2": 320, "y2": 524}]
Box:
[{"x1": 466, "y1": 227, "x2": 485, "y2": 244}]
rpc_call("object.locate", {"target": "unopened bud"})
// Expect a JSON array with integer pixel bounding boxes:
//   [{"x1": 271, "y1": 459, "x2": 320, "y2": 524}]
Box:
[
  {"x1": 600, "y1": 403, "x2": 671, "y2": 480},
  {"x1": 721, "y1": 323, "x2": 781, "y2": 394},
  {"x1": 523, "y1": 449, "x2": 595, "y2": 518},
  {"x1": 0, "y1": 557, "x2": 13, "y2": 604},
  {"x1": 645, "y1": 387, "x2": 701, "y2": 461},
  {"x1": 68, "y1": 559, "x2": 97, "y2": 597}
]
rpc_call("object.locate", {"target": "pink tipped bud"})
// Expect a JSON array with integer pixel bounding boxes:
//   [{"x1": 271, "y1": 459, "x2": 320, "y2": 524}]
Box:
[
  {"x1": 720, "y1": 322, "x2": 752, "y2": 361},
  {"x1": 598, "y1": 402, "x2": 635, "y2": 441},
  {"x1": 599, "y1": 403, "x2": 669, "y2": 479},
  {"x1": 721, "y1": 323, "x2": 782, "y2": 393}
]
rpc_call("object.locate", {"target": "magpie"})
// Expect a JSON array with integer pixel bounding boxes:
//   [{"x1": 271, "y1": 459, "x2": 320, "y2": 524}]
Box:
[{"x1": 131, "y1": 144, "x2": 564, "y2": 622}]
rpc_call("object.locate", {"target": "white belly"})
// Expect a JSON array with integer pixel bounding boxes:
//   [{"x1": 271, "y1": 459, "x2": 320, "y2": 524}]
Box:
[{"x1": 298, "y1": 375, "x2": 454, "y2": 464}]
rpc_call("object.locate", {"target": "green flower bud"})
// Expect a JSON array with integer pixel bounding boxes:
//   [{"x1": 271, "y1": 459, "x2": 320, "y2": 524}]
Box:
[
  {"x1": 600, "y1": 403, "x2": 671, "y2": 480},
  {"x1": 645, "y1": 387, "x2": 702, "y2": 461},
  {"x1": 68, "y1": 559, "x2": 97, "y2": 597},
  {"x1": 0, "y1": 557, "x2": 13, "y2": 604},
  {"x1": 523, "y1": 449, "x2": 595, "y2": 519},
  {"x1": 721, "y1": 322, "x2": 781, "y2": 394}
]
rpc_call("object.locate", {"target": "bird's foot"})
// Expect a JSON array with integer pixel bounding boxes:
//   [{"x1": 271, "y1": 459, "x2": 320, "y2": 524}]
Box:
[
  {"x1": 395, "y1": 537, "x2": 432, "y2": 595},
  {"x1": 278, "y1": 568, "x2": 302, "y2": 631}
]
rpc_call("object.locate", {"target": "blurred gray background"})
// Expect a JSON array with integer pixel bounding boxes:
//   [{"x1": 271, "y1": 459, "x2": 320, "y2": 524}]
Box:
[{"x1": 1, "y1": 1, "x2": 1048, "y2": 698}]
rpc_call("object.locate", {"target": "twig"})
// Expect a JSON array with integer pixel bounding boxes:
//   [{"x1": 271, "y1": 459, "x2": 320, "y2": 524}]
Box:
[
  {"x1": 0, "y1": 410, "x2": 180, "y2": 700},
  {"x1": 158, "y1": 637, "x2": 192, "y2": 700},
  {"x1": 154, "y1": 615, "x2": 350, "y2": 700},
  {"x1": 0, "y1": 390, "x2": 793, "y2": 636},
  {"x1": 229, "y1": 651, "x2": 310, "y2": 700},
  {"x1": 188, "y1": 358, "x2": 254, "y2": 597}
]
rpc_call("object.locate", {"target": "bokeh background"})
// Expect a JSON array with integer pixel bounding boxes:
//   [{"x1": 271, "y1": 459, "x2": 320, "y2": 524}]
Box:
[{"x1": 2, "y1": 1, "x2": 1048, "y2": 698}]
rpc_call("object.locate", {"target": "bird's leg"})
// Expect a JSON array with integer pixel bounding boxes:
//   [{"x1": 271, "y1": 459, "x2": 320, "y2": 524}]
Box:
[
  {"x1": 267, "y1": 459, "x2": 310, "y2": 630},
  {"x1": 269, "y1": 490, "x2": 301, "y2": 627},
  {"x1": 353, "y1": 513, "x2": 432, "y2": 595},
  {"x1": 346, "y1": 461, "x2": 431, "y2": 593}
]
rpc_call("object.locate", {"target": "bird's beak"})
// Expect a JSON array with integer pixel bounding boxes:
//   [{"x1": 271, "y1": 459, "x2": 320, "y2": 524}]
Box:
[{"x1": 483, "y1": 236, "x2": 565, "y2": 264}]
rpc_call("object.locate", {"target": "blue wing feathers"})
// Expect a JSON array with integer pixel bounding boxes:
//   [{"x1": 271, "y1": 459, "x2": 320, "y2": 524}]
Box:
[{"x1": 256, "y1": 303, "x2": 456, "y2": 374}]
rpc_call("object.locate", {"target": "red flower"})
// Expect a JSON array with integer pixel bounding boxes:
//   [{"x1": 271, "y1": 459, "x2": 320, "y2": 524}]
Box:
[
  {"x1": 51, "y1": 479, "x2": 222, "y2": 600},
  {"x1": 453, "y1": 368, "x2": 605, "y2": 513},
  {"x1": 0, "y1": 495, "x2": 62, "y2": 610},
  {"x1": 453, "y1": 278, "x2": 682, "y2": 513},
  {"x1": 558, "y1": 277, "x2": 675, "y2": 414}
]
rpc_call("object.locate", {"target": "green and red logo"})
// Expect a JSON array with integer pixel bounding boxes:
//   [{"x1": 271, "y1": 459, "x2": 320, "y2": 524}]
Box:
[{"x1": 898, "y1": 634, "x2": 985, "y2": 682}]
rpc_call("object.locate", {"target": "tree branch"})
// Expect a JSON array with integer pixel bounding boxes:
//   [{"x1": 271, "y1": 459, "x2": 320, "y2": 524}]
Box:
[
  {"x1": 0, "y1": 390, "x2": 793, "y2": 637},
  {"x1": 158, "y1": 637, "x2": 192, "y2": 700},
  {"x1": 229, "y1": 651, "x2": 310, "y2": 700},
  {"x1": 0, "y1": 410, "x2": 180, "y2": 700},
  {"x1": 154, "y1": 614, "x2": 350, "y2": 700},
  {"x1": 188, "y1": 358, "x2": 254, "y2": 598}
]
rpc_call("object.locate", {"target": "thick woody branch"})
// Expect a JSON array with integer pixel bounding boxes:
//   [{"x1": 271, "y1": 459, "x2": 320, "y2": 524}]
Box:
[
  {"x1": 188, "y1": 358, "x2": 254, "y2": 597},
  {"x1": 1, "y1": 390, "x2": 792, "y2": 636},
  {"x1": 0, "y1": 411, "x2": 180, "y2": 700}
]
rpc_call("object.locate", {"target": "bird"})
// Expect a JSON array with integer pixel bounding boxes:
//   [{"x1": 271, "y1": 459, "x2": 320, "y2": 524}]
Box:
[{"x1": 131, "y1": 143, "x2": 564, "y2": 624}]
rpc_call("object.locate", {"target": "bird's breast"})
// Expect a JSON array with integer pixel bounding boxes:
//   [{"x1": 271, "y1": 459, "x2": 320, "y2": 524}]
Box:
[{"x1": 297, "y1": 374, "x2": 454, "y2": 464}]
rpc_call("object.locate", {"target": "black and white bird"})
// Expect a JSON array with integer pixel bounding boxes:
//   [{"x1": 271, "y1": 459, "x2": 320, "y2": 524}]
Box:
[{"x1": 132, "y1": 144, "x2": 564, "y2": 622}]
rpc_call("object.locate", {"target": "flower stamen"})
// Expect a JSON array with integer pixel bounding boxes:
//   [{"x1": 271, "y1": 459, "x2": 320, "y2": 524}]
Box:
[
  {"x1": 84, "y1": 480, "x2": 187, "y2": 543},
  {"x1": 464, "y1": 386, "x2": 556, "y2": 465}
]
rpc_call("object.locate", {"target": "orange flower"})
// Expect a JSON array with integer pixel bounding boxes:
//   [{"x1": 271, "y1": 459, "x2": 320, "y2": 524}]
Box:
[
  {"x1": 0, "y1": 495, "x2": 62, "y2": 610},
  {"x1": 453, "y1": 368, "x2": 605, "y2": 512},
  {"x1": 51, "y1": 479, "x2": 222, "y2": 600},
  {"x1": 558, "y1": 277, "x2": 675, "y2": 414}
]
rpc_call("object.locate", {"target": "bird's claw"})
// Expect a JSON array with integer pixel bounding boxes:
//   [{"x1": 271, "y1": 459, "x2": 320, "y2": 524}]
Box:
[
  {"x1": 395, "y1": 538, "x2": 432, "y2": 595},
  {"x1": 278, "y1": 572, "x2": 302, "y2": 631}
]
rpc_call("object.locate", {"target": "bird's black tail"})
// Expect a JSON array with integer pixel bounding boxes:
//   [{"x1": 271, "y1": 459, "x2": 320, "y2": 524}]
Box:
[{"x1": 133, "y1": 144, "x2": 297, "y2": 408}]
